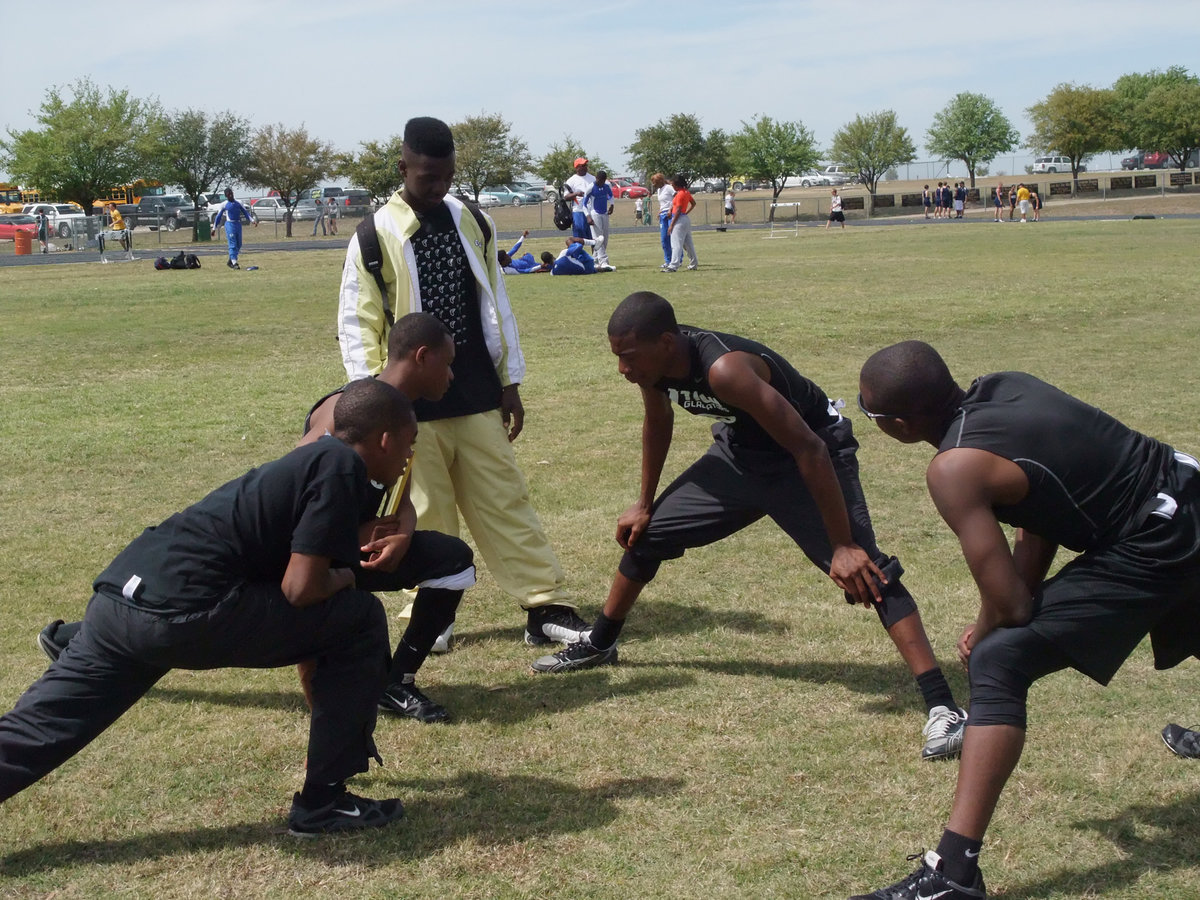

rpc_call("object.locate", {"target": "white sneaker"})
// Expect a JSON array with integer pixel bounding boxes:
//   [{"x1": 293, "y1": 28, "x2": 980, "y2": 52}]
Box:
[
  {"x1": 431, "y1": 623, "x2": 454, "y2": 654},
  {"x1": 921, "y1": 705, "x2": 967, "y2": 760}
]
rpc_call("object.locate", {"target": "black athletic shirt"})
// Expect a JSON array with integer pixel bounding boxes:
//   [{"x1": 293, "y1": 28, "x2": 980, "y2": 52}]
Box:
[
  {"x1": 408, "y1": 202, "x2": 502, "y2": 421},
  {"x1": 653, "y1": 326, "x2": 840, "y2": 452},
  {"x1": 938, "y1": 372, "x2": 1175, "y2": 551},
  {"x1": 303, "y1": 381, "x2": 394, "y2": 517},
  {"x1": 93, "y1": 437, "x2": 371, "y2": 615}
]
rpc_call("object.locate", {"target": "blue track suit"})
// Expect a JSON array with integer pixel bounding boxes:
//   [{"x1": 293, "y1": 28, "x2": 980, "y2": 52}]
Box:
[{"x1": 213, "y1": 200, "x2": 255, "y2": 266}]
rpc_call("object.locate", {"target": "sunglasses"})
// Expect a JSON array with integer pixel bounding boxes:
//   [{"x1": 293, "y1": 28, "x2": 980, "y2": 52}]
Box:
[{"x1": 856, "y1": 392, "x2": 903, "y2": 420}]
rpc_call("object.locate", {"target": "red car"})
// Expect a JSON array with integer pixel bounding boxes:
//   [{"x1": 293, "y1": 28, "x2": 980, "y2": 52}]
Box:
[
  {"x1": 610, "y1": 177, "x2": 649, "y2": 199},
  {"x1": 0, "y1": 214, "x2": 38, "y2": 240}
]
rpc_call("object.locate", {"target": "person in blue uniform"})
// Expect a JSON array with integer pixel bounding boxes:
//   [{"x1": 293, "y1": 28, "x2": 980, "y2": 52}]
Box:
[
  {"x1": 533, "y1": 292, "x2": 967, "y2": 763},
  {"x1": 849, "y1": 340, "x2": 1200, "y2": 900},
  {"x1": 0, "y1": 378, "x2": 417, "y2": 835},
  {"x1": 212, "y1": 187, "x2": 257, "y2": 269}
]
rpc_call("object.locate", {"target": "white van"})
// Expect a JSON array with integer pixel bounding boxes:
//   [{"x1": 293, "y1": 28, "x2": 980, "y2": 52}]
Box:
[{"x1": 1031, "y1": 156, "x2": 1085, "y2": 174}]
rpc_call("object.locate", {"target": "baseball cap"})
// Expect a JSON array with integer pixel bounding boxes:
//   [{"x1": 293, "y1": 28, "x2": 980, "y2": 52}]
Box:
[{"x1": 573, "y1": 157, "x2": 588, "y2": 167}]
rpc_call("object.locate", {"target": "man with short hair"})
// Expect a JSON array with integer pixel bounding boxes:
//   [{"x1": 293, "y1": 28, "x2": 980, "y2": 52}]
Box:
[
  {"x1": 533, "y1": 293, "x2": 967, "y2": 763},
  {"x1": 212, "y1": 187, "x2": 258, "y2": 268},
  {"x1": 1, "y1": 378, "x2": 414, "y2": 836},
  {"x1": 585, "y1": 170, "x2": 615, "y2": 271},
  {"x1": 851, "y1": 341, "x2": 1200, "y2": 899},
  {"x1": 563, "y1": 157, "x2": 596, "y2": 241},
  {"x1": 337, "y1": 117, "x2": 587, "y2": 648}
]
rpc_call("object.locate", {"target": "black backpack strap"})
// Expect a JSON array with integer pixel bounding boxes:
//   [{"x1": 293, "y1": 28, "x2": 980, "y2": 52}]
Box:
[
  {"x1": 355, "y1": 213, "x2": 393, "y2": 326},
  {"x1": 460, "y1": 198, "x2": 492, "y2": 248}
]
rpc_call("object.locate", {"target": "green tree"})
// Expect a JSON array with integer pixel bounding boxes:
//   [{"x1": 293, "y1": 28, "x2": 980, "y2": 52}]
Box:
[
  {"x1": 156, "y1": 108, "x2": 252, "y2": 239},
  {"x1": 1110, "y1": 66, "x2": 1198, "y2": 152},
  {"x1": 702, "y1": 128, "x2": 733, "y2": 188},
  {"x1": 243, "y1": 123, "x2": 333, "y2": 237},
  {"x1": 1025, "y1": 83, "x2": 1115, "y2": 180},
  {"x1": 829, "y1": 110, "x2": 917, "y2": 201},
  {"x1": 1142, "y1": 80, "x2": 1200, "y2": 173},
  {"x1": 925, "y1": 92, "x2": 1019, "y2": 188},
  {"x1": 729, "y1": 115, "x2": 819, "y2": 216},
  {"x1": 626, "y1": 113, "x2": 708, "y2": 182},
  {"x1": 0, "y1": 77, "x2": 162, "y2": 217},
  {"x1": 334, "y1": 135, "x2": 405, "y2": 204},
  {"x1": 533, "y1": 137, "x2": 609, "y2": 191},
  {"x1": 451, "y1": 113, "x2": 531, "y2": 200}
]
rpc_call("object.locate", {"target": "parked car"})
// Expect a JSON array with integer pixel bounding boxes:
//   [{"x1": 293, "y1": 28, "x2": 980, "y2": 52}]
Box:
[
  {"x1": 1031, "y1": 155, "x2": 1085, "y2": 174},
  {"x1": 337, "y1": 189, "x2": 373, "y2": 216},
  {"x1": 1121, "y1": 151, "x2": 1145, "y2": 170},
  {"x1": 796, "y1": 171, "x2": 831, "y2": 188},
  {"x1": 21, "y1": 202, "x2": 89, "y2": 237},
  {"x1": 611, "y1": 177, "x2": 650, "y2": 198},
  {"x1": 292, "y1": 198, "x2": 322, "y2": 220},
  {"x1": 249, "y1": 197, "x2": 313, "y2": 221},
  {"x1": 455, "y1": 189, "x2": 501, "y2": 208},
  {"x1": 510, "y1": 180, "x2": 553, "y2": 201},
  {"x1": 1141, "y1": 151, "x2": 1170, "y2": 169},
  {"x1": 822, "y1": 165, "x2": 857, "y2": 184},
  {"x1": 482, "y1": 184, "x2": 542, "y2": 206},
  {"x1": 0, "y1": 213, "x2": 38, "y2": 240}
]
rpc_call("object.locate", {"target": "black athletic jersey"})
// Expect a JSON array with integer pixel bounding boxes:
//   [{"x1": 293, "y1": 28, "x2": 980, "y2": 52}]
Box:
[
  {"x1": 93, "y1": 437, "x2": 371, "y2": 615},
  {"x1": 408, "y1": 202, "x2": 502, "y2": 422},
  {"x1": 653, "y1": 326, "x2": 840, "y2": 452},
  {"x1": 938, "y1": 372, "x2": 1175, "y2": 551}
]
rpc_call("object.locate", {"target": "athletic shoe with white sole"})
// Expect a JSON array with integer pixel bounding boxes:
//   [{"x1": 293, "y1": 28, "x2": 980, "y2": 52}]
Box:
[
  {"x1": 531, "y1": 638, "x2": 617, "y2": 673},
  {"x1": 378, "y1": 680, "x2": 449, "y2": 723},
  {"x1": 287, "y1": 790, "x2": 405, "y2": 836},
  {"x1": 1162, "y1": 723, "x2": 1200, "y2": 759},
  {"x1": 849, "y1": 850, "x2": 986, "y2": 899},
  {"x1": 524, "y1": 604, "x2": 589, "y2": 646},
  {"x1": 922, "y1": 705, "x2": 967, "y2": 760}
]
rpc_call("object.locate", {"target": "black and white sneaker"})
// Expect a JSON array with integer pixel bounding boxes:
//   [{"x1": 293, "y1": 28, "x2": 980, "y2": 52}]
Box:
[
  {"x1": 524, "y1": 604, "x2": 589, "y2": 646},
  {"x1": 921, "y1": 706, "x2": 967, "y2": 760},
  {"x1": 378, "y1": 679, "x2": 449, "y2": 723},
  {"x1": 37, "y1": 620, "x2": 68, "y2": 663},
  {"x1": 1162, "y1": 723, "x2": 1200, "y2": 759},
  {"x1": 287, "y1": 790, "x2": 405, "y2": 836},
  {"x1": 849, "y1": 850, "x2": 986, "y2": 899},
  {"x1": 531, "y1": 638, "x2": 617, "y2": 673}
]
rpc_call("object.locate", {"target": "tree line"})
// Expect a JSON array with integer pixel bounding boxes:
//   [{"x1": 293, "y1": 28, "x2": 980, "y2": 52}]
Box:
[{"x1": 3, "y1": 67, "x2": 1197, "y2": 232}]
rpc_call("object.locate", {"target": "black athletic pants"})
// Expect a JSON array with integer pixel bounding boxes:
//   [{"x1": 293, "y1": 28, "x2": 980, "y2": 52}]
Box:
[
  {"x1": 0, "y1": 582, "x2": 389, "y2": 803},
  {"x1": 618, "y1": 418, "x2": 917, "y2": 627}
]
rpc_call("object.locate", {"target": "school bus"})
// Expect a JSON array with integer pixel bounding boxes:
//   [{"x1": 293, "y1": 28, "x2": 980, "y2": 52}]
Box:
[
  {"x1": 0, "y1": 184, "x2": 24, "y2": 213},
  {"x1": 94, "y1": 179, "x2": 167, "y2": 207}
]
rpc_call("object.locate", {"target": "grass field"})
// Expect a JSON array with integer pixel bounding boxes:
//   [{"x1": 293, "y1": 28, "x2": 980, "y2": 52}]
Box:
[{"x1": 0, "y1": 216, "x2": 1198, "y2": 899}]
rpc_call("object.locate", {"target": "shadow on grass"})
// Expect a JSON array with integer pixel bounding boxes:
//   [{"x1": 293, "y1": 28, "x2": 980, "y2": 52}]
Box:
[
  {"x1": 0, "y1": 772, "x2": 684, "y2": 874},
  {"x1": 998, "y1": 789, "x2": 1200, "y2": 898},
  {"x1": 148, "y1": 670, "x2": 698, "y2": 727}
]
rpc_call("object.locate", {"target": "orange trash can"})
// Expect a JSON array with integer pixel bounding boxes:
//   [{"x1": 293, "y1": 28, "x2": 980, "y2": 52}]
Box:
[{"x1": 14, "y1": 229, "x2": 33, "y2": 255}]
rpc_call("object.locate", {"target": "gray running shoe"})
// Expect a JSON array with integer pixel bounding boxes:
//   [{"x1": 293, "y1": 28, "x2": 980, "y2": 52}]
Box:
[
  {"x1": 1162, "y1": 723, "x2": 1200, "y2": 759},
  {"x1": 531, "y1": 639, "x2": 617, "y2": 673},
  {"x1": 922, "y1": 706, "x2": 967, "y2": 760}
]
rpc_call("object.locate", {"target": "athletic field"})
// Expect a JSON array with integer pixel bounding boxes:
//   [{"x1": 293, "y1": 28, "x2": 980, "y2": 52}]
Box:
[{"x1": 0, "y1": 213, "x2": 1197, "y2": 898}]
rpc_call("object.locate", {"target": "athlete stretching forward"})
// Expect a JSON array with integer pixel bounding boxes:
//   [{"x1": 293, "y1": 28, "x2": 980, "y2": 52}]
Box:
[
  {"x1": 850, "y1": 341, "x2": 1200, "y2": 899},
  {"x1": 533, "y1": 292, "x2": 967, "y2": 761}
]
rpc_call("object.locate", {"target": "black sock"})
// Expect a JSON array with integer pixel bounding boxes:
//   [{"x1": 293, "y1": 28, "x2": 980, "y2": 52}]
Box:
[
  {"x1": 391, "y1": 587, "x2": 461, "y2": 674},
  {"x1": 936, "y1": 828, "x2": 982, "y2": 884},
  {"x1": 298, "y1": 779, "x2": 344, "y2": 808},
  {"x1": 588, "y1": 612, "x2": 624, "y2": 650},
  {"x1": 915, "y1": 667, "x2": 957, "y2": 714}
]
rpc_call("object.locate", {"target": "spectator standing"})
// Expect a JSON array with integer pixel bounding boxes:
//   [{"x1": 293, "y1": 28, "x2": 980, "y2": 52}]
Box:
[
  {"x1": 922, "y1": 185, "x2": 932, "y2": 219},
  {"x1": 1030, "y1": 188, "x2": 1042, "y2": 222},
  {"x1": 36, "y1": 210, "x2": 49, "y2": 253},
  {"x1": 563, "y1": 157, "x2": 596, "y2": 241},
  {"x1": 993, "y1": 183, "x2": 1005, "y2": 222},
  {"x1": 1016, "y1": 183, "x2": 1031, "y2": 222},
  {"x1": 586, "y1": 170, "x2": 615, "y2": 271},
  {"x1": 312, "y1": 194, "x2": 328, "y2": 236},
  {"x1": 337, "y1": 116, "x2": 587, "y2": 649},
  {"x1": 328, "y1": 197, "x2": 339, "y2": 235},
  {"x1": 634, "y1": 195, "x2": 644, "y2": 224},
  {"x1": 954, "y1": 182, "x2": 966, "y2": 219},
  {"x1": 663, "y1": 175, "x2": 697, "y2": 272},
  {"x1": 724, "y1": 189, "x2": 736, "y2": 224},
  {"x1": 826, "y1": 188, "x2": 845, "y2": 229},
  {"x1": 650, "y1": 172, "x2": 675, "y2": 267}
]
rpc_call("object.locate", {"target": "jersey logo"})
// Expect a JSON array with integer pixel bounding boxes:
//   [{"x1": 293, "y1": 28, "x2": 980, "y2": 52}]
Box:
[{"x1": 668, "y1": 388, "x2": 736, "y2": 424}]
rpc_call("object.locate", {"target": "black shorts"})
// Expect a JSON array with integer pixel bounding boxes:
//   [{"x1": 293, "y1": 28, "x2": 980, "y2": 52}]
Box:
[
  {"x1": 619, "y1": 418, "x2": 917, "y2": 627},
  {"x1": 829, "y1": 211, "x2": 845, "y2": 222},
  {"x1": 1021, "y1": 453, "x2": 1200, "y2": 683}
]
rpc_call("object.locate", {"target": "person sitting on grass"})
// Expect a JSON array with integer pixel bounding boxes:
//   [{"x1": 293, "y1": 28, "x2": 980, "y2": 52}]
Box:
[
  {"x1": 38, "y1": 313, "x2": 476, "y2": 727},
  {"x1": 532, "y1": 292, "x2": 968, "y2": 764},
  {"x1": 850, "y1": 340, "x2": 1200, "y2": 899},
  {"x1": 2, "y1": 378, "x2": 416, "y2": 836}
]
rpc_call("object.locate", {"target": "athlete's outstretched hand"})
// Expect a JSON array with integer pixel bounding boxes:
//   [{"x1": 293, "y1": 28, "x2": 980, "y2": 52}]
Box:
[{"x1": 828, "y1": 544, "x2": 885, "y2": 607}]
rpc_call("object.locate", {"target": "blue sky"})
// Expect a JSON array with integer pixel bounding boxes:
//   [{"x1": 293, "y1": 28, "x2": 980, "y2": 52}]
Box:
[{"x1": 3, "y1": 0, "x2": 1197, "y2": 182}]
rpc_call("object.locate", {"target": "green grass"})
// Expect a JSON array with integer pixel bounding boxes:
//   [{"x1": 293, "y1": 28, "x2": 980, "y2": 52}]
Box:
[{"x1": 0, "y1": 219, "x2": 1198, "y2": 899}]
